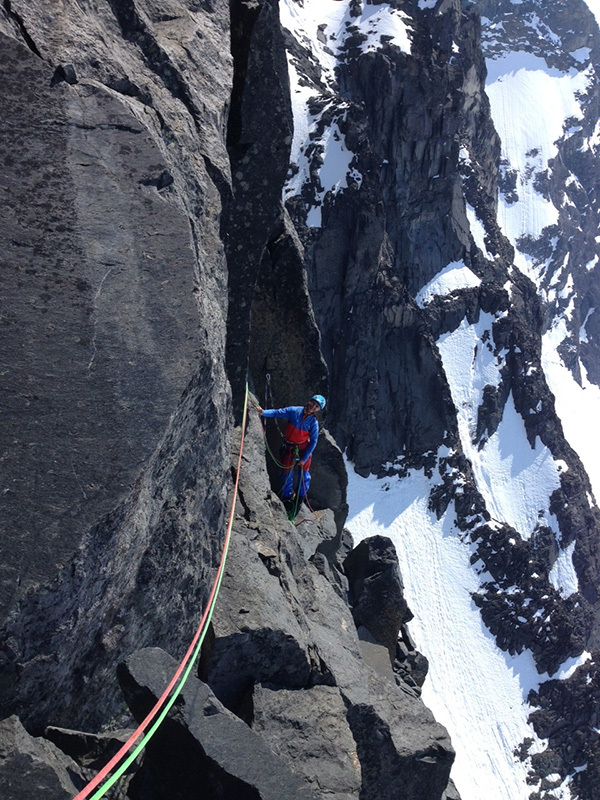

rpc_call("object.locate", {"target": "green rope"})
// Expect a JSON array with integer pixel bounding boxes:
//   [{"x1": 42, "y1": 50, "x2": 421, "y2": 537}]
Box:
[{"x1": 78, "y1": 383, "x2": 249, "y2": 800}]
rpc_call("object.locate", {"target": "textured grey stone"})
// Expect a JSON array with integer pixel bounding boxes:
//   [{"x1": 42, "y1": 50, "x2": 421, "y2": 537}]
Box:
[
  {"x1": 202, "y1": 413, "x2": 455, "y2": 799},
  {"x1": 0, "y1": 0, "x2": 234, "y2": 735},
  {"x1": 44, "y1": 725, "x2": 135, "y2": 771},
  {"x1": 252, "y1": 684, "x2": 361, "y2": 800},
  {"x1": 344, "y1": 536, "x2": 412, "y2": 659},
  {"x1": 0, "y1": 716, "x2": 85, "y2": 799},
  {"x1": 119, "y1": 647, "x2": 319, "y2": 800}
]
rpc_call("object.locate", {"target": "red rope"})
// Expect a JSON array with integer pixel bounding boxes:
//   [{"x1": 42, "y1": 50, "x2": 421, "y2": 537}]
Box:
[{"x1": 72, "y1": 387, "x2": 249, "y2": 800}]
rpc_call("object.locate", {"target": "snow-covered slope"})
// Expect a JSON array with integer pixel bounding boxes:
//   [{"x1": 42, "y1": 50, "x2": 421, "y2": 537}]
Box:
[
  {"x1": 346, "y1": 466, "x2": 589, "y2": 800},
  {"x1": 479, "y1": 2, "x2": 600, "y2": 500}
]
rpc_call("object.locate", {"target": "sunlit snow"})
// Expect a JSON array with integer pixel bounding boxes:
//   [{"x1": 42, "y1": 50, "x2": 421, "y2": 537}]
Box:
[
  {"x1": 466, "y1": 203, "x2": 494, "y2": 259},
  {"x1": 346, "y1": 464, "x2": 589, "y2": 800},
  {"x1": 355, "y1": 3, "x2": 412, "y2": 54},
  {"x1": 415, "y1": 260, "x2": 481, "y2": 307},
  {"x1": 437, "y1": 315, "x2": 563, "y2": 540},
  {"x1": 549, "y1": 541, "x2": 579, "y2": 598},
  {"x1": 484, "y1": 52, "x2": 591, "y2": 268},
  {"x1": 541, "y1": 316, "x2": 600, "y2": 504}
]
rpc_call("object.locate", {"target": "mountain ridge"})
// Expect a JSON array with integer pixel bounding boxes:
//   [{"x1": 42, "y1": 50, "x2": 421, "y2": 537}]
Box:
[{"x1": 0, "y1": 1, "x2": 599, "y2": 799}]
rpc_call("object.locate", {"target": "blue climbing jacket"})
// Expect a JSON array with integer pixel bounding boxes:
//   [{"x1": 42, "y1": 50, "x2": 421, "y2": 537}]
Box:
[{"x1": 262, "y1": 406, "x2": 319, "y2": 459}]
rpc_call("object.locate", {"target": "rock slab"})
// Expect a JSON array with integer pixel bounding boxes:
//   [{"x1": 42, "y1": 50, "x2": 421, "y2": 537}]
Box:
[{"x1": 118, "y1": 646, "x2": 319, "y2": 800}]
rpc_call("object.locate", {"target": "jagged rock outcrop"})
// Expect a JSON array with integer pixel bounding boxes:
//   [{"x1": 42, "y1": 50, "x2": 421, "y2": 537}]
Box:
[
  {"x1": 344, "y1": 535, "x2": 412, "y2": 658},
  {"x1": 199, "y1": 410, "x2": 455, "y2": 800},
  {"x1": 119, "y1": 646, "x2": 319, "y2": 800},
  {"x1": 0, "y1": 715, "x2": 86, "y2": 799}
]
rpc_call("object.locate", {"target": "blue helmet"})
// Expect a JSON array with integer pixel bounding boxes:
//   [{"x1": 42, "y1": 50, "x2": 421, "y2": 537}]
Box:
[{"x1": 311, "y1": 394, "x2": 326, "y2": 410}]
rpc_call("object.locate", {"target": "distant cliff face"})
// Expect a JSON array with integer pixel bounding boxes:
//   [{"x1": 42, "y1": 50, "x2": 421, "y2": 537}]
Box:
[{"x1": 1, "y1": 1, "x2": 600, "y2": 799}]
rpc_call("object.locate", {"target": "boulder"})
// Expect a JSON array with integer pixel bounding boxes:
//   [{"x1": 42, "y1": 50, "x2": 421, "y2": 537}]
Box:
[
  {"x1": 44, "y1": 725, "x2": 136, "y2": 771},
  {"x1": 252, "y1": 683, "x2": 362, "y2": 800},
  {"x1": 343, "y1": 536, "x2": 413, "y2": 659},
  {"x1": 118, "y1": 647, "x2": 319, "y2": 800},
  {"x1": 0, "y1": 715, "x2": 85, "y2": 799}
]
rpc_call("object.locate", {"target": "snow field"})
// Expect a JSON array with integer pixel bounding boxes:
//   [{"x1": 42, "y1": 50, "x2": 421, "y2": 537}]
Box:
[
  {"x1": 484, "y1": 52, "x2": 591, "y2": 256},
  {"x1": 346, "y1": 466, "x2": 548, "y2": 800},
  {"x1": 541, "y1": 316, "x2": 600, "y2": 504},
  {"x1": 436, "y1": 312, "x2": 567, "y2": 545}
]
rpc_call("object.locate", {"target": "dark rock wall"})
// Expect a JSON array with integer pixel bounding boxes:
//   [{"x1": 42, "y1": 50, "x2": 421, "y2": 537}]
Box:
[
  {"x1": 0, "y1": 0, "x2": 234, "y2": 730},
  {"x1": 296, "y1": 1, "x2": 472, "y2": 472},
  {"x1": 1, "y1": 0, "x2": 600, "y2": 799},
  {"x1": 224, "y1": 0, "x2": 296, "y2": 418}
]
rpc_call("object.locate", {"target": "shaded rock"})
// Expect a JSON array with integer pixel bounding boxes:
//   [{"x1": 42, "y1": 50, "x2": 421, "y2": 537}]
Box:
[
  {"x1": 0, "y1": 0, "x2": 235, "y2": 736},
  {"x1": 252, "y1": 683, "x2": 362, "y2": 800},
  {"x1": 347, "y1": 698, "x2": 454, "y2": 800},
  {"x1": 0, "y1": 29, "x2": 209, "y2": 621},
  {"x1": 356, "y1": 627, "x2": 396, "y2": 684},
  {"x1": 0, "y1": 715, "x2": 85, "y2": 799},
  {"x1": 249, "y1": 211, "x2": 347, "y2": 530},
  {"x1": 44, "y1": 725, "x2": 135, "y2": 771},
  {"x1": 202, "y1": 414, "x2": 455, "y2": 799},
  {"x1": 225, "y1": 0, "x2": 295, "y2": 417},
  {"x1": 344, "y1": 535, "x2": 412, "y2": 659},
  {"x1": 118, "y1": 646, "x2": 319, "y2": 800}
]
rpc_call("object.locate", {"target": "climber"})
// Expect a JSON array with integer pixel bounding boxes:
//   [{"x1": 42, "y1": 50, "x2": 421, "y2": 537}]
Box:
[{"x1": 256, "y1": 395, "x2": 326, "y2": 503}]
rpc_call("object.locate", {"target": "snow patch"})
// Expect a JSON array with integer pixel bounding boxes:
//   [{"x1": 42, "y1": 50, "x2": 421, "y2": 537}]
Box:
[
  {"x1": 354, "y1": 3, "x2": 412, "y2": 55},
  {"x1": 580, "y1": 308, "x2": 595, "y2": 342},
  {"x1": 552, "y1": 651, "x2": 591, "y2": 681},
  {"x1": 541, "y1": 317, "x2": 600, "y2": 504},
  {"x1": 415, "y1": 260, "x2": 481, "y2": 307},
  {"x1": 549, "y1": 541, "x2": 579, "y2": 599},
  {"x1": 466, "y1": 203, "x2": 494, "y2": 259},
  {"x1": 437, "y1": 317, "x2": 562, "y2": 540},
  {"x1": 484, "y1": 51, "x2": 592, "y2": 265},
  {"x1": 570, "y1": 47, "x2": 591, "y2": 64}
]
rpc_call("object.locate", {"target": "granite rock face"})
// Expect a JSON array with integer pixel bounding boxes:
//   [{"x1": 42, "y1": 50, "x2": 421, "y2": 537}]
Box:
[{"x1": 0, "y1": 0, "x2": 234, "y2": 733}]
